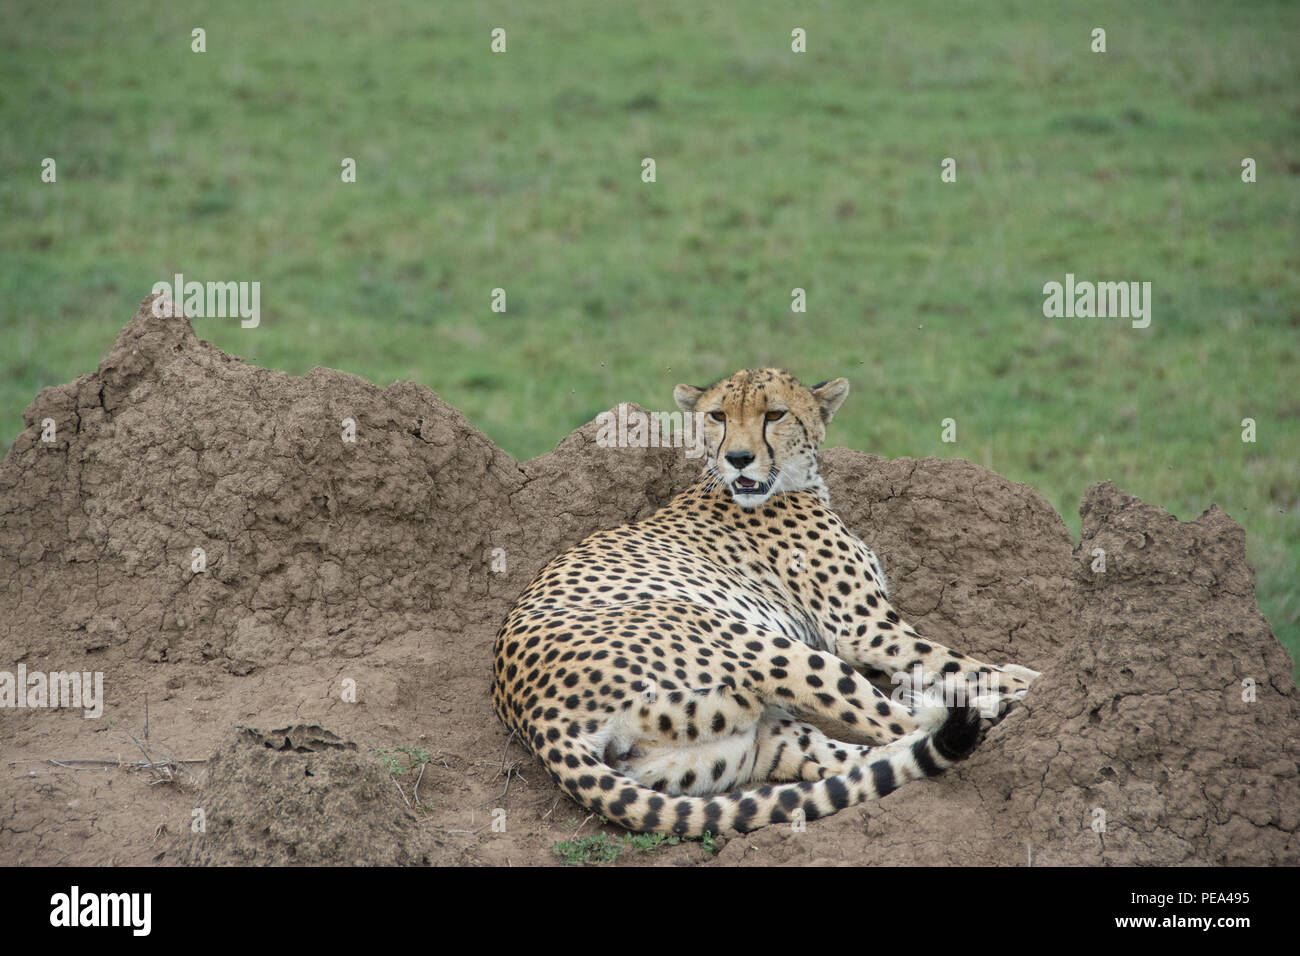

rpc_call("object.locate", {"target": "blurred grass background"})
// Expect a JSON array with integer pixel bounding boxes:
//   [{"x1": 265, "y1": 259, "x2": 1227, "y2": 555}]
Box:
[{"x1": 1, "y1": 1, "x2": 1296, "y2": 673}]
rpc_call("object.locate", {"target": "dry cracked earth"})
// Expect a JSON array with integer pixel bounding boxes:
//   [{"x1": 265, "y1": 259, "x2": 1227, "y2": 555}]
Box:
[{"x1": 1, "y1": 295, "x2": 1296, "y2": 866}]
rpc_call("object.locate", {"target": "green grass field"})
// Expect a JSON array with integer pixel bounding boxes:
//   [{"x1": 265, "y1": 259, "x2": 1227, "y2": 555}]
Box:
[{"x1": 2, "y1": 1, "x2": 1296, "y2": 672}]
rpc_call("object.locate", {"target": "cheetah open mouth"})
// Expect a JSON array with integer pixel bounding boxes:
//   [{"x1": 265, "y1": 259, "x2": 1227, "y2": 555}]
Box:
[{"x1": 731, "y1": 476, "x2": 768, "y2": 496}]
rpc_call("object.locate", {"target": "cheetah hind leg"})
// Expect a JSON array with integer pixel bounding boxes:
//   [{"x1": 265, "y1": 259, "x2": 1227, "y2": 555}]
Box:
[
  {"x1": 753, "y1": 709, "x2": 883, "y2": 782},
  {"x1": 750, "y1": 699, "x2": 975, "y2": 807}
]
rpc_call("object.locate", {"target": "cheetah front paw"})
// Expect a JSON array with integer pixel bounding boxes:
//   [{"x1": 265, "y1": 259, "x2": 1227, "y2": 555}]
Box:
[
  {"x1": 972, "y1": 663, "x2": 1041, "y2": 718},
  {"x1": 998, "y1": 663, "x2": 1041, "y2": 698}
]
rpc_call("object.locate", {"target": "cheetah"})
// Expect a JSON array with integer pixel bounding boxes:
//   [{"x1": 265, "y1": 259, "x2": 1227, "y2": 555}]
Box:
[{"x1": 492, "y1": 368, "x2": 1041, "y2": 836}]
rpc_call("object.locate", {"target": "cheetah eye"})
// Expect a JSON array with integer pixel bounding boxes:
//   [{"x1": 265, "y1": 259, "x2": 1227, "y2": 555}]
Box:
[
  {"x1": 765, "y1": 410, "x2": 786, "y2": 422},
  {"x1": 709, "y1": 410, "x2": 726, "y2": 423}
]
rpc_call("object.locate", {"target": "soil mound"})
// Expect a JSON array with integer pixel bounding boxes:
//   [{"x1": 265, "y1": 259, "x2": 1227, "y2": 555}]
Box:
[
  {"x1": 181, "y1": 724, "x2": 422, "y2": 866},
  {"x1": 1, "y1": 296, "x2": 1295, "y2": 866}
]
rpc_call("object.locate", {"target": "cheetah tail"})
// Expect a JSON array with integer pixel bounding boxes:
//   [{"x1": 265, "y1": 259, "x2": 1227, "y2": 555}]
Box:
[{"x1": 553, "y1": 704, "x2": 982, "y2": 838}]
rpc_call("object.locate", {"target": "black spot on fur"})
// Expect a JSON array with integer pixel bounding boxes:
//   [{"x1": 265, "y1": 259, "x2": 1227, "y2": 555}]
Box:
[
  {"x1": 870, "y1": 758, "x2": 897, "y2": 797},
  {"x1": 932, "y1": 705, "x2": 981, "y2": 761},
  {"x1": 825, "y1": 776, "x2": 850, "y2": 809}
]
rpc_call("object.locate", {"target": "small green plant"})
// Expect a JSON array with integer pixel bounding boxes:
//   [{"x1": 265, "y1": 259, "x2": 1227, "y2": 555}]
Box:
[
  {"x1": 372, "y1": 745, "x2": 432, "y2": 777},
  {"x1": 553, "y1": 833, "x2": 623, "y2": 865},
  {"x1": 626, "y1": 832, "x2": 680, "y2": 852},
  {"x1": 552, "y1": 830, "x2": 684, "y2": 865}
]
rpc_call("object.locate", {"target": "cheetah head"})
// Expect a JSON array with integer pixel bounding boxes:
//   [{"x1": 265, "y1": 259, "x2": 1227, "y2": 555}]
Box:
[{"x1": 674, "y1": 368, "x2": 849, "y2": 507}]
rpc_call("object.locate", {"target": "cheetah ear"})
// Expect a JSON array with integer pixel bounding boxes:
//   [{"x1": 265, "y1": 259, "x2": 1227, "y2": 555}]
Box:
[
  {"x1": 811, "y1": 378, "x2": 849, "y2": 424},
  {"x1": 674, "y1": 384, "x2": 705, "y2": 413}
]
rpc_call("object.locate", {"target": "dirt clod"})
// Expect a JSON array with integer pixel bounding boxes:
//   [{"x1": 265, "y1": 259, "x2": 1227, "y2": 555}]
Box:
[{"x1": 181, "y1": 725, "x2": 420, "y2": 866}]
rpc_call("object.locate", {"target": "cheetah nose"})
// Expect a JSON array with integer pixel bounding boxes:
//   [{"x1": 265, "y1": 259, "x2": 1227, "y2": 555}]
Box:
[{"x1": 725, "y1": 450, "x2": 755, "y2": 470}]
